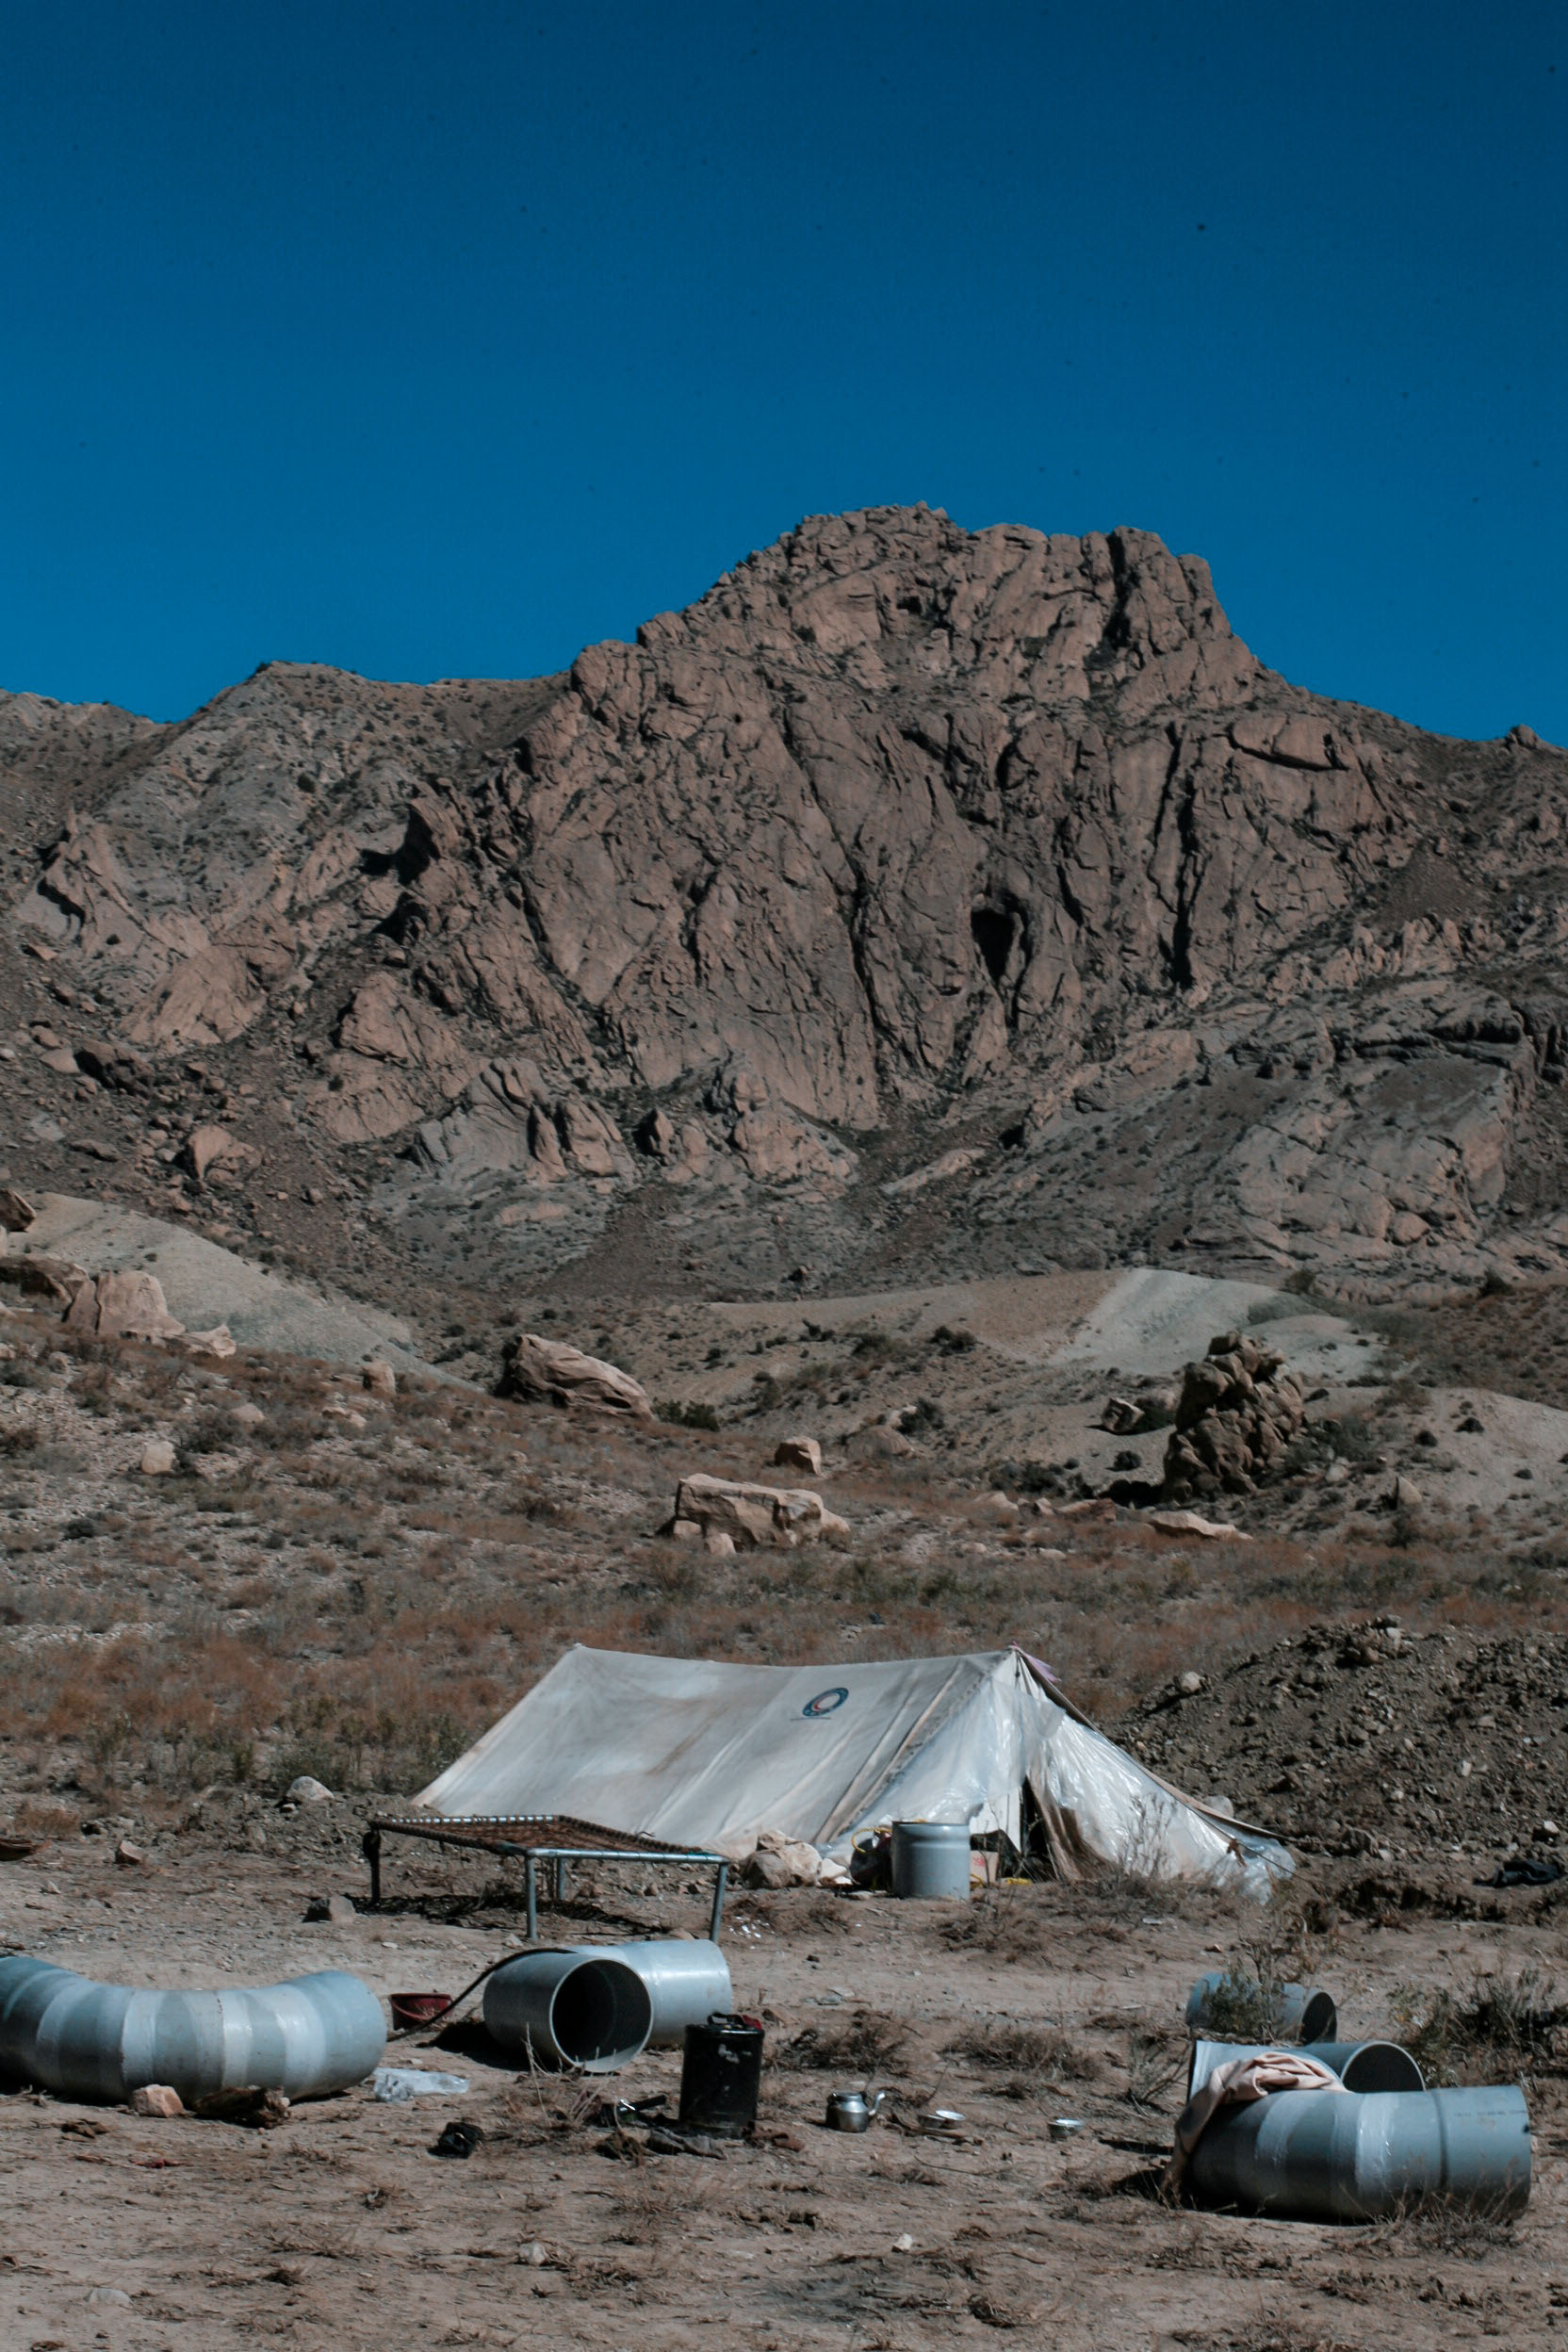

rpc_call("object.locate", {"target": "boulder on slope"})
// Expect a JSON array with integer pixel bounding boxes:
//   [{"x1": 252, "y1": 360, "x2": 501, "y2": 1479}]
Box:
[
  {"x1": 499, "y1": 1332, "x2": 654, "y2": 1422},
  {"x1": 65, "y1": 1270, "x2": 186, "y2": 1343},
  {"x1": 670, "y1": 1472, "x2": 849, "y2": 1550}
]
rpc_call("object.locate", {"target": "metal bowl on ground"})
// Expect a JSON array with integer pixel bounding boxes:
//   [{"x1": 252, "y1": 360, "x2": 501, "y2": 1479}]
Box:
[{"x1": 389, "y1": 1992, "x2": 453, "y2": 2032}]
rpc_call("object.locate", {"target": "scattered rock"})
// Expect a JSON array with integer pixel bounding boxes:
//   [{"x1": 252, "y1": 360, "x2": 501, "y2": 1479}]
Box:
[
  {"x1": 138, "y1": 1440, "x2": 177, "y2": 1477},
  {"x1": 321, "y1": 1402, "x2": 368, "y2": 1431},
  {"x1": 362, "y1": 1358, "x2": 397, "y2": 1398},
  {"x1": 191, "y1": 2085, "x2": 290, "y2": 2129},
  {"x1": 970, "y1": 1491, "x2": 1020, "y2": 1526},
  {"x1": 703, "y1": 1527, "x2": 737, "y2": 1559},
  {"x1": 1391, "y1": 1475, "x2": 1424, "y2": 1511},
  {"x1": 0, "y1": 1187, "x2": 37, "y2": 1232},
  {"x1": 1101, "y1": 1389, "x2": 1177, "y2": 1435},
  {"x1": 302, "y1": 1892, "x2": 358, "y2": 1923},
  {"x1": 74, "y1": 1041, "x2": 155, "y2": 1094},
  {"x1": 773, "y1": 1436, "x2": 823, "y2": 1475},
  {"x1": 669, "y1": 1473, "x2": 849, "y2": 1550},
  {"x1": 128, "y1": 2083, "x2": 183, "y2": 2117},
  {"x1": 114, "y1": 1838, "x2": 145, "y2": 1866},
  {"x1": 285, "y1": 1775, "x2": 335, "y2": 1805},
  {"x1": 1148, "y1": 1509, "x2": 1251, "y2": 1542},
  {"x1": 1177, "y1": 1672, "x2": 1204, "y2": 1697},
  {"x1": 0, "y1": 1252, "x2": 91, "y2": 1305},
  {"x1": 852, "y1": 1424, "x2": 916, "y2": 1460},
  {"x1": 743, "y1": 1828, "x2": 823, "y2": 1888},
  {"x1": 180, "y1": 1324, "x2": 237, "y2": 1359},
  {"x1": 229, "y1": 1400, "x2": 266, "y2": 1428},
  {"x1": 499, "y1": 1333, "x2": 654, "y2": 1422},
  {"x1": 183, "y1": 1123, "x2": 264, "y2": 1184}
]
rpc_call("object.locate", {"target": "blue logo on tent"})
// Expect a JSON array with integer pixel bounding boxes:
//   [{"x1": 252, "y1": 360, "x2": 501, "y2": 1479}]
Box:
[{"x1": 802, "y1": 1687, "x2": 849, "y2": 1718}]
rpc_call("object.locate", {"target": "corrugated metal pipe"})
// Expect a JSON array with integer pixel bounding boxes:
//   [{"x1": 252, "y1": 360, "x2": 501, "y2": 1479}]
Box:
[
  {"x1": 482, "y1": 1938, "x2": 732, "y2": 2070},
  {"x1": 1185, "y1": 2084, "x2": 1532, "y2": 2219},
  {"x1": 1189, "y1": 2037, "x2": 1425, "y2": 2096},
  {"x1": 0, "y1": 1956, "x2": 386, "y2": 2105}
]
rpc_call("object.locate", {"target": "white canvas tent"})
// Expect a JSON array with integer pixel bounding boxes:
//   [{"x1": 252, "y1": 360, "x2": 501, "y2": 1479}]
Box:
[{"x1": 417, "y1": 1645, "x2": 1290, "y2": 1899}]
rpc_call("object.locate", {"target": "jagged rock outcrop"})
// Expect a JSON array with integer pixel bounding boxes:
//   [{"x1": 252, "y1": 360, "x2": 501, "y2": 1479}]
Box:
[
  {"x1": 5, "y1": 506, "x2": 1568, "y2": 1299},
  {"x1": 1162, "y1": 1332, "x2": 1306, "y2": 1502}
]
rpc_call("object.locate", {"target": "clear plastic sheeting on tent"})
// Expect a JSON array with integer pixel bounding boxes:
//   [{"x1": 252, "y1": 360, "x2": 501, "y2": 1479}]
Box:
[{"x1": 416, "y1": 1646, "x2": 1291, "y2": 1900}]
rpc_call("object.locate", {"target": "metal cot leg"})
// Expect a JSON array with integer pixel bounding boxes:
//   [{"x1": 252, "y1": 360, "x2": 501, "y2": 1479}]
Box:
[
  {"x1": 363, "y1": 1828, "x2": 382, "y2": 1909},
  {"x1": 709, "y1": 1861, "x2": 728, "y2": 1941},
  {"x1": 526, "y1": 1854, "x2": 537, "y2": 1942}
]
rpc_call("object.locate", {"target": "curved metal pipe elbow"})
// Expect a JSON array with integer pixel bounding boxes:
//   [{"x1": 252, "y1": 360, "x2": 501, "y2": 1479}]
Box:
[
  {"x1": 1189, "y1": 2037, "x2": 1425, "y2": 2097},
  {"x1": 0, "y1": 1956, "x2": 386, "y2": 2105},
  {"x1": 1185, "y1": 2084, "x2": 1532, "y2": 2220}
]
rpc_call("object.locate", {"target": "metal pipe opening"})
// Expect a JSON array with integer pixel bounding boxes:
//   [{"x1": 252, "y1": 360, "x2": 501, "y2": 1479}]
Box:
[{"x1": 482, "y1": 1952, "x2": 653, "y2": 2071}]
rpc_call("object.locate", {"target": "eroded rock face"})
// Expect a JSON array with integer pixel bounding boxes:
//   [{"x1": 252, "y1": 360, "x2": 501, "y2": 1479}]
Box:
[
  {"x1": 6, "y1": 506, "x2": 1568, "y2": 1298},
  {"x1": 1162, "y1": 1332, "x2": 1306, "y2": 1502}
]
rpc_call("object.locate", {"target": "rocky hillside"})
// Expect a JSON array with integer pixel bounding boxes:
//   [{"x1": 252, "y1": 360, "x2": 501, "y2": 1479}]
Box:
[{"x1": 4, "y1": 504, "x2": 1567, "y2": 1312}]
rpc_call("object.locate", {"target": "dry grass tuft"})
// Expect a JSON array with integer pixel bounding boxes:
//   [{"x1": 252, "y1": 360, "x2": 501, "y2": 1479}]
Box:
[
  {"x1": 942, "y1": 2019, "x2": 1096, "y2": 2088},
  {"x1": 773, "y1": 2009, "x2": 912, "y2": 2075},
  {"x1": 1390, "y1": 1967, "x2": 1566, "y2": 2083}
]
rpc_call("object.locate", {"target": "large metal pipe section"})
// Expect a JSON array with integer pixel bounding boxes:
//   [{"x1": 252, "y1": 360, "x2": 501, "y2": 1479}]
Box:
[
  {"x1": 595, "y1": 1940, "x2": 732, "y2": 2047},
  {"x1": 1185, "y1": 1974, "x2": 1337, "y2": 2042},
  {"x1": 482, "y1": 1950, "x2": 653, "y2": 2071},
  {"x1": 1189, "y1": 2037, "x2": 1425, "y2": 2098},
  {"x1": 1185, "y1": 2083, "x2": 1532, "y2": 2219},
  {"x1": 0, "y1": 1957, "x2": 385, "y2": 2105}
]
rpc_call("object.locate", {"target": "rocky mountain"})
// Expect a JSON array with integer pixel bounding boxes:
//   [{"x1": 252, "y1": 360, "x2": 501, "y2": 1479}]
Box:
[{"x1": 4, "y1": 502, "x2": 1568, "y2": 1315}]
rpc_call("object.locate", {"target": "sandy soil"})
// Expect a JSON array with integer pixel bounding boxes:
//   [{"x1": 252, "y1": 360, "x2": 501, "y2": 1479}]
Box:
[{"x1": 3, "y1": 1828, "x2": 1564, "y2": 2352}]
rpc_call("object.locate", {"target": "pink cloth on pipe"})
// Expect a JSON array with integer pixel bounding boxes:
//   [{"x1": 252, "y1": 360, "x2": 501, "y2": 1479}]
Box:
[{"x1": 1166, "y1": 2050, "x2": 1348, "y2": 2189}]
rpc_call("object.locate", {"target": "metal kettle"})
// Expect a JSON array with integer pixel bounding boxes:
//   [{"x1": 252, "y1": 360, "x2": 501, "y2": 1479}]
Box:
[{"x1": 825, "y1": 2088, "x2": 888, "y2": 2132}]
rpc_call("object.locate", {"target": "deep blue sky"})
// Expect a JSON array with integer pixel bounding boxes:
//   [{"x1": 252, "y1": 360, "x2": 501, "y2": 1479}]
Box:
[{"x1": 2, "y1": 3, "x2": 1562, "y2": 740}]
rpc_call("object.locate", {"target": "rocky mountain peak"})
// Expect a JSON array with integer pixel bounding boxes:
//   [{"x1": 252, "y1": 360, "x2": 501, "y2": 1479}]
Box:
[
  {"x1": 632, "y1": 504, "x2": 1257, "y2": 720},
  {"x1": 3, "y1": 508, "x2": 1567, "y2": 1309}
]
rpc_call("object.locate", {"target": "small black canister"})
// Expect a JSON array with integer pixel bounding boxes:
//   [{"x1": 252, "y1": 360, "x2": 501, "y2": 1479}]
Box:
[{"x1": 678, "y1": 2010, "x2": 764, "y2": 2137}]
